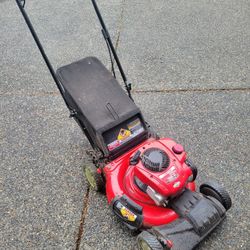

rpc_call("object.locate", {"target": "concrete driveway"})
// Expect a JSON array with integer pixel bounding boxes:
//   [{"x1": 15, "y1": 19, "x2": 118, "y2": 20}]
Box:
[{"x1": 1, "y1": 0, "x2": 249, "y2": 249}]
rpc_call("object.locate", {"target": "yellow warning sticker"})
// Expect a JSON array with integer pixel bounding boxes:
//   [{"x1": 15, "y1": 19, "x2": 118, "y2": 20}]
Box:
[
  {"x1": 117, "y1": 128, "x2": 131, "y2": 141},
  {"x1": 120, "y1": 206, "x2": 137, "y2": 222}
]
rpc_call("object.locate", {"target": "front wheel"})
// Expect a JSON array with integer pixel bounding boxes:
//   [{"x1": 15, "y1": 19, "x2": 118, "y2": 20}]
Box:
[
  {"x1": 137, "y1": 231, "x2": 164, "y2": 250},
  {"x1": 200, "y1": 180, "x2": 232, "y2": 210},
  {"x1": 84, "y1": 164, "x2": 105, "y2": 192}
]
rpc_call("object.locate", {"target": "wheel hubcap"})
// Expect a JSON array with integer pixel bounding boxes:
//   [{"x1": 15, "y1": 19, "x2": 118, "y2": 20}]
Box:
[
  {"x1": 85, "y1": 167, "x2": 96, "y2": 188},
  {"x1": 139, "y1": 239, "x2": 151, "y2": 250}
]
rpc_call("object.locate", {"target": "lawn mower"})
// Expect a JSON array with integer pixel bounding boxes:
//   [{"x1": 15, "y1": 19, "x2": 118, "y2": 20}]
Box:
[{"x1": 15, "y1": 0, "x2": 232, "y2": 249}]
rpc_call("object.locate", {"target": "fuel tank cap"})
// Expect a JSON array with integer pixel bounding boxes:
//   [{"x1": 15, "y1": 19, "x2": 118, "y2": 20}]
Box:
[{"x1": 172, "y1": 144, "x2": 184, "y2": 154}]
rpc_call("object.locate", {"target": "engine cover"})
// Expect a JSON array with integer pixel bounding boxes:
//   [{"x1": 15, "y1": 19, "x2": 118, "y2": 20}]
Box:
[{"x1": 132, "y1": 139, "x2": 193, "y2": 197}]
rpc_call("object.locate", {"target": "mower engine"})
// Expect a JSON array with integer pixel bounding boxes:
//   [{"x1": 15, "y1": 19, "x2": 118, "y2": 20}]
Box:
[
  {"x1": 132, "y1": 144, "x2": 195, "y2": 207},
  {"x1": 104, "y1": 138, "x2": 198, "y2": 229},
  {"x1": 119, "y1": 138, "x2": 197, "y2": 210}
]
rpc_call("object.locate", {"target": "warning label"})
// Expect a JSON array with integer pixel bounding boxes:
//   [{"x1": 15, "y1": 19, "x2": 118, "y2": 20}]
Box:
[
  {"x1": 106, "y1": 117, "x2": 145, "y2": 151},
  {"x1": 117, "y1": 128, "x2": 131, "y2": 141}
]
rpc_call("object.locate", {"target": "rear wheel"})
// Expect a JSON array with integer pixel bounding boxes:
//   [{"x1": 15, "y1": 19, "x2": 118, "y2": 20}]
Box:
[
  {"x1": 84, "y1": 164, "x2": 105, "y2": 192},
  {"x1": 185, "y1": 159, "x2": 197, "y2": 181},
  {"x1": 137, "y1": 231, "x2": 164, "y2": 250},
  {"x1": 200, "y1": 180, "x2": 232, "y2": 210}
]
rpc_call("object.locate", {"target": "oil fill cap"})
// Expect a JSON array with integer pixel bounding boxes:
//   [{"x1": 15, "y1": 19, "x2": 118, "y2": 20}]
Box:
[
  {"x1": 172, "y1": 144, "x2": 184, "y2": 154},
  {"x1": 130, "y1": 150, "x2": 141, "y2": 165}
]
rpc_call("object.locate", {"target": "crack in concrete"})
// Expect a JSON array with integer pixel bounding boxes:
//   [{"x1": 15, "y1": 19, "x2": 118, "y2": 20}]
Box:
[
  {"x1": 1, "y1": 87, "x2": 249, "y2": 98},
  {"x1": 0, "y1": 91, "x2": 60, "y2": 97},
  {"x1": 114, "y1": 0, "x2": 126, "y2": 51},
  {"x1": 74, "y1": 4, "x2": 127, "y2": 249},
  {"x1": 133, "y1": 87, "x2": 250, "y2": 94},
  {"x1": 75, "y1": 186, "x2": 90, "y2": 250}
]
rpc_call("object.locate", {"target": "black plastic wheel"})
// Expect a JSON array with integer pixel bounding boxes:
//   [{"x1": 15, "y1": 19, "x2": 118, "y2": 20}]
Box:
[
  {"x1": 84, "y1": 164, "x2": 105, "y2": 192},
  {"x1": 185, "y1": 159, "x2": 197, "y2": 181},
  {"x1": 200, "y1": 180, "x2": 232, "y2": 210},
  {"x1": 137, "y1": 231, "x2": 164, "y2": 250}
]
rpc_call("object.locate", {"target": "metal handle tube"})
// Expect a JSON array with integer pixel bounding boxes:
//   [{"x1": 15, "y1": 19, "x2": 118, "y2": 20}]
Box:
[
  {"x1": 91, "y1": 0, "x2": 133, "y2": 99},
  {"x1": 15, "y1": 0, "x2": 70, "y2": 110}
]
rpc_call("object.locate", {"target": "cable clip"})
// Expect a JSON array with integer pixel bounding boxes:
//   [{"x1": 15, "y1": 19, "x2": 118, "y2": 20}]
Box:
[
  {"x1": 69, "y1": 110, "x2": 77, "y2": 118},
  {"x1": 20, "y1": 0, "x2": 26, "y2": 8},
  {"x1": 127, "y1": 83, "x2": 132, "y2": 91}
]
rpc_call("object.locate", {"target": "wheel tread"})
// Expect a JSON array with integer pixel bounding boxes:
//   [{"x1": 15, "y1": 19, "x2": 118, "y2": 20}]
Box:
[
  {"x1": 137, "y1": 231, "x2": 164, "y2": 250},
  {"x1": 200, "y1": 180, "x2": 232, "y2": 210}
]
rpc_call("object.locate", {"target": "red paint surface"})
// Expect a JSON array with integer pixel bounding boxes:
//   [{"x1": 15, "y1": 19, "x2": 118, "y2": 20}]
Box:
[{"x1": 103, "y1": 138, "x2": 196, "y2": 227}]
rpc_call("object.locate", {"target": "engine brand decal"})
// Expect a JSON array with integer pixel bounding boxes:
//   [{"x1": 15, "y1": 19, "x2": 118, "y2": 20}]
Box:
[
  {"x1": 117, "y1": 128, "x2": 131, "y2": 141},
  {"x1": 120, "y1": 206, "x2": 137, "y2": 222},
  {"x1": 159, "y1": 166, "x2": 179, "y2": 183}
]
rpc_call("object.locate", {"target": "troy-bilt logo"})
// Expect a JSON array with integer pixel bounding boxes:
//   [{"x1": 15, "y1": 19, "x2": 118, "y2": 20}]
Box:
[{"x1": 120, "y1": 206, "x2": 137, "y2": 222}]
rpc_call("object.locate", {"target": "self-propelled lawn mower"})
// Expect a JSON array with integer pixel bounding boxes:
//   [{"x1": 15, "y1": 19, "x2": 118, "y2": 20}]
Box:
[{"x1": 16, "y1": 1, "x2": 232, "y2": 249}]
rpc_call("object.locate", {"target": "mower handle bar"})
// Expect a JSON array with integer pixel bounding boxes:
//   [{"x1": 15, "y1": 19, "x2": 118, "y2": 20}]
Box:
[
  {"x1": 15, "y1": 0, "x2": 133, "y2": 102},
  {"x1": 15, "y1": 0, "x2": 71, "y2": 111},
  {"x1": 91, "y1": 0, "x2": 133, "y2": 100}
]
